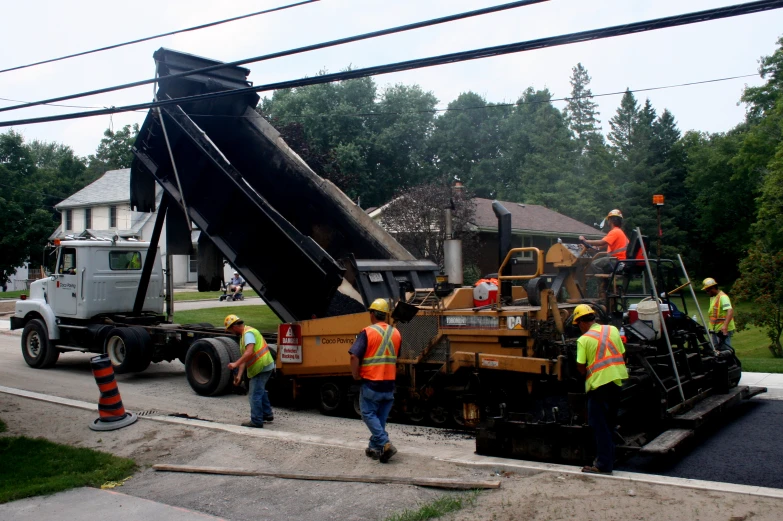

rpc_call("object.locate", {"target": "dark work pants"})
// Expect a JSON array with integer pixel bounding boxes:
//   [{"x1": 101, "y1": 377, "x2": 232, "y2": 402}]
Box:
[{"x1": 587, "y1": 382, "x2": 621, "y2": 472}]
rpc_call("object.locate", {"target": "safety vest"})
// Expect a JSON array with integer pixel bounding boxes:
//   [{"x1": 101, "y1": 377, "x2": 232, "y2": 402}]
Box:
[
  {"x1": 359, "y1": 323, "x2": 401, "y2": 381},
  {"x1": 708, "y1": 291, "x2": 735, "y2": 332},
  {"x1": 581, "y1": 324, "x2": 628, "y2": 392},
  {"x1": 605, "y1": 228, "x2": 629, "y2": 260},
  {"x1": 241, "y1": 326, "x2": 274, "y2": 378}
]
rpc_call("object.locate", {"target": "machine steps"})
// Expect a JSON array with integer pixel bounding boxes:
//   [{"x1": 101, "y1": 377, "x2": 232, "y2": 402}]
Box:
[{"x1": 639, "y1": 385, "x2": 766, "y2": 454}]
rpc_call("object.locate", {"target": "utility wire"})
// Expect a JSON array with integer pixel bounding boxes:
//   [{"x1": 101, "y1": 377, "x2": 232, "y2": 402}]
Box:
[
  {"x1": 0, "y1": 0, "x2": 549, "y2": 114},
  {"x1": 0, "y1": 0, "x2": 320, "y2": 75},
  {"x1": 193, "y1": 73, "x2": 757, "y2": 120},
  {"x1": 2, "y1": 0, "x2": 781, "y2": 128}
]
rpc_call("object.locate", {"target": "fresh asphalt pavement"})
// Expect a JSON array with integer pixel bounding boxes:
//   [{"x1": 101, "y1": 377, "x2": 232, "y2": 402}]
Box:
[{"x1": 0, "y1": 324, "x2": 782, "y2": 491}]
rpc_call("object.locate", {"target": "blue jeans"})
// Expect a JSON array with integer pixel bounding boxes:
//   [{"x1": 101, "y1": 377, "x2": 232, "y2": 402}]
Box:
[
  {"x1": 360, "y1": 384, "x2": 394, "y2": 450},
  {"x1": 248, "y1": 370, "x2": 274, "y2": 425},
  {"x1": 711, "y1": 331, "x2": 734, "y2": 351},
  {"x1": 587, "y1": 383, "x2": 621, "y2": 472}
]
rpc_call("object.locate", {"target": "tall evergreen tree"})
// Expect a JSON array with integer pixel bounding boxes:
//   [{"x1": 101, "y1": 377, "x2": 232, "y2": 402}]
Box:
[
  {"x1": 608, "y1": 89, "x2": 638, "y2": 160},
  {"x1": 566, "y1": 63, "x2": 601, "y2": 154}
]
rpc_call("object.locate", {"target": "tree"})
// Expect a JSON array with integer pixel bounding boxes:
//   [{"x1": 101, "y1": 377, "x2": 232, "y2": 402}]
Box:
[
  {"x1": 607, "y1": 89, "x2": 638, "y2": 160},
  {"x1": 86, "y1": 124, "x2": 139, "y2": 178},
  {"x1": 566, "y1": 63, "x2": 601, "y2": 155},
  {"x1": 377, "y1": 183, "x2": 477, "y2": 269},
  {"x1": 0, "y1": 132, "x2": 56, "y2": 286},
  {"x1": 733, "y1": 247, "x2": 783, "y2": 357}
]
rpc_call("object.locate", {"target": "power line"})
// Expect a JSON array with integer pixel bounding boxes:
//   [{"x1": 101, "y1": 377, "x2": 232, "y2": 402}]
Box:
[
  {"x1": 2, "y1": 0, "x2": 781, "y2": 128},
  {"x1": 0, "y1": 0, "x2": 320, "y2": 75},
  {"x1": 191, "y1": 73, "x2": 756, "y2": 121},
  {"x1": 0, "y1": 0, "x2": 549, "y2": 114}
]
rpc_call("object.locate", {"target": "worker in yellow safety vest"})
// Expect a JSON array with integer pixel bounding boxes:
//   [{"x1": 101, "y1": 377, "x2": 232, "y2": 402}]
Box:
[
  {"x1": 349, "y1": 298, "x2": 402, "y2": 463},
  {"x1": 573, "y1": 304, "x2": 628, "y2": 475},
  {"x1": 226, "y1": 314, "x2": 275, "y2": 428},
  {"x1": 702, "y1": 278, "x2": 736, "y2": 351}
]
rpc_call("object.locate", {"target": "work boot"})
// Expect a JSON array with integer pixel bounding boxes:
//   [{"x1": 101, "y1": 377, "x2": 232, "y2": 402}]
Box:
[
  {"x1": 241, "y1": 421, "x2": 263, "y2": 428},
  {"x1": 379, "y1": 443, "x2": 397, "y2": 463},
  {"x1": 365, "y1": 447, "x2": 380, "y2": 460},
  {"x1": 264, "y1": 415, "x2": 274, "y2": 423}
]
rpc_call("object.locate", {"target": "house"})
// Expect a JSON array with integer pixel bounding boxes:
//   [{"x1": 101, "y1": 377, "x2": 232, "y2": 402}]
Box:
[
  {"x1": 370, "y1": 196, "x2": 604, "y2": 277},
  {"x1": 50, "y1": 169, "x2": 230, "y2": 287}
]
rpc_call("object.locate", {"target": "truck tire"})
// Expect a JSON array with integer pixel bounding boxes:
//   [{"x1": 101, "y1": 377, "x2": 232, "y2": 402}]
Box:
[
  {"x1": 185, "y1": 338, "x2": 232, "y2": 396},
  {"x1": 105, "y1": 327, "x2": 143, "y2": 374},
  {"x1": 21, "y1": 319, "x2": 59, "y2": 369},
  {"x1": 319, "y1": 380, "x2": 348, "y2": 416},
  {"x1": 128, "y1": 327, "x2": 153, "y2": 372},
  {"x1": 213, "y1": 336, "x2": 241, "y2": 363}
]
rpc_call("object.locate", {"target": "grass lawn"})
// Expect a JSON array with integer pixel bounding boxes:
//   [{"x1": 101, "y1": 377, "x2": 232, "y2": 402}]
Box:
[
  {"x1": 0, "y1": 436, "x2": 136, "y2": 504},
  {"x1": 686, "y1": 294, "x2": 781, "y2": 373},
  {"x1": 173, "y1": 289, "x2": 258, "y2": 302},
  {"x1": 174, "y1": 305, "x2": 280, "y2": 333},
  {"x1": 385, "y1": 492, "x2": 479, "y2": 521},
  {"x1": 0, "y1": 290, "x2": 27, "y2": 300}
]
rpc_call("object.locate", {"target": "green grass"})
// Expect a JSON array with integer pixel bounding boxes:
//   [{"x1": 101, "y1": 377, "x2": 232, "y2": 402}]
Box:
[
  {"x1": 0, "y1": 290, "x2": 27, "y2": 300},
  {"x1": 0, "y1": 418, "x2": 6, "y2": 433},
  {"x1": 173, "y1": 305, "x2": 280, "y2": 332},
  {"x1": 173, "y1": 289, "x2": 258, "y2": 301},
  {"x1": 385, "y1": 492, "x2": 479, "y2": 521},
  {"x1": 0, "y1": 437, "x2": 136, "y2": 504}
]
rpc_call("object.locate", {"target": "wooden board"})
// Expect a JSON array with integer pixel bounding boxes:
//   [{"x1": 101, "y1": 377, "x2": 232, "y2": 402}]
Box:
[
  {"x1": 640, "y1": 428, "x2": 694, "y2": 455},
  {"x1": 152, "y1": 464, "x2": 501, "y2": 490}
]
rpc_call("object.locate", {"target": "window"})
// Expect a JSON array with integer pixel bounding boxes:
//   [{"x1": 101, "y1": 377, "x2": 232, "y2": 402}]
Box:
[
  {"x1": 512, "y1": 235, "x2": 533, "y2": 261},
  {"x1": 109, "y1": 251, "x2": 142, "y2": 270},
  {"x1": 64, "y1": 210, "x2": 72, "y2": 231},
  {"x1": 57, "y1": 248, "x2": 77, "y2": 275},
  {"x1": 84, "y1": 208, "x2": 92, "y2": 229},
  {"x1": 110, "y1": 206, "x2": 117, "y2": 228}
]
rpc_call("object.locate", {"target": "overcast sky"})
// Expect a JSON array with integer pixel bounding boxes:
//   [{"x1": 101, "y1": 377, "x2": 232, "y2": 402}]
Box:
[{"x1": 1, "y1": 0, "x2": 782, "y2": 158}]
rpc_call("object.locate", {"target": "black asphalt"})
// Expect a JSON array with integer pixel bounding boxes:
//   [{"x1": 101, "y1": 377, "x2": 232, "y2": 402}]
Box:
[{"x1": 618, "y1": 398, "x2": 783, "y2": 489}]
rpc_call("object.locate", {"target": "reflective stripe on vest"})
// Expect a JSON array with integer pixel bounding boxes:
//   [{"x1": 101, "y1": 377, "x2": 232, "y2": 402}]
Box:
[
  {"x1": 607, "y1": 238, "x2": 629, "y2": 257},
  {"x1": 242, "y1": 326, "x2": 273, "y2": 378},
  {"x1": 709, "y1": 291, "x2": 727, "y2": 325},
  {"x1": 584, "y1": 325, "x2": 625, "y2": 378},
  {"x1": 359, "y1": 323, "x2": 398, "y2": 381}
]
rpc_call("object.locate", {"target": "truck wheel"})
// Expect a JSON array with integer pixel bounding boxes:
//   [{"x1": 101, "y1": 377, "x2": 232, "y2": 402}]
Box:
[
  {"x1": 318, "y1": 381, "x2": 346, "y2": 416},
  {"x1": 21, "y1": 319, "x2": 59, "y2": 368},
  {"x1": 105, "y1": 328, "x2": 141, "y2": 374},
  {"x1": 185, "y1": 338, "x2": 232, "y2": 396},
  {"x1": 213, "y1": 336, "x2": 241, "y2": 363},
  {"x1": 127, "y1": 327, "x2": 153, "y2": 372}
]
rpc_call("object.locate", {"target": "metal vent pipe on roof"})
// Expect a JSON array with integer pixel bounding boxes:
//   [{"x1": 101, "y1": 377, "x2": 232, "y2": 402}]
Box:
[{"x1": 492, "y1": 201, "x2": 512, "y2": 300}]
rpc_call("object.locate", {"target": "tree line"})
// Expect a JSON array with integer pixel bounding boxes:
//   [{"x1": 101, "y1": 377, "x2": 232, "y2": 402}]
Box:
[{"x1": 0, "y1": 124, "x2": 138, "y2": 286}]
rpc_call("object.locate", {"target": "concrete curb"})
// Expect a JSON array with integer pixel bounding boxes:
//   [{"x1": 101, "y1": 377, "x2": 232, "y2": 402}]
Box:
[{"x1": 2, "y1": 385, "x2": 783, "y2": 499}]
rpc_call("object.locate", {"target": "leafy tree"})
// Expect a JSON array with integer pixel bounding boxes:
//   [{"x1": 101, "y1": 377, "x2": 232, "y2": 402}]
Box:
[
  {"x1": 733, "y1": 247, "x2": 783, "y2": 357},
  {"x1": 742, "y1": 35, "x2": 783, "y2": 121},
  {"x1": 0, "y1": 132, "x2": 56, "y2": 286},
  {"x1": 86, "y1": 124, "x2": 139, "y2": 178}
]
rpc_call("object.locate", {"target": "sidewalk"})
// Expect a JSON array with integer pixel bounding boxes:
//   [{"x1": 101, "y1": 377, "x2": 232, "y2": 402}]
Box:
[
  {"x1": 0, "y1": 487, "x2": 225, "y2": 521},
  {"x1": 740, "y1": 372, "x2": 783, "y2": 400}
]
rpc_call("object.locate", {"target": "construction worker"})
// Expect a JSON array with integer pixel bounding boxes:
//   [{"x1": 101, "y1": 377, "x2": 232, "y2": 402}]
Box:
[
  {"x1": 573, "y1": 304, "x2": 628, "y2": 475},
  {"x1": 702, "y1": 278, "x2": 735, "y2": 351},
  {"x1": 348, "y1": 298, "x2": 401, "y2": 463},
  {"x1": 579, "y1": 209, "x2": 629, "y2": 274},
  {"x1": 225, "y1": 314, "x2": 275, "y2": 428}
]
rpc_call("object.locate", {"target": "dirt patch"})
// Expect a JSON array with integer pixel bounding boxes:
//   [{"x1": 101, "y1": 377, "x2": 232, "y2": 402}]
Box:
[{"x1": 443, "y1": 472, "x2": 783, "y2": 521}]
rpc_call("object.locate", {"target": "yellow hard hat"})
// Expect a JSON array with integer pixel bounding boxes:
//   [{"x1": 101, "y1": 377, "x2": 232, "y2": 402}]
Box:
[
  {"x1": 607, "y1": 209, "x2": 623, "y2": 219},
  {"x1": 224, "y1": 314, "x2": 242, "y2": 330},
  {"x1": 571, "y1": 304, "x2": 595, "y2": 324},
  {"x1": 701, "y1": 277, "x2": 718, "y2": 291},
  {"x1": 368, "y1": 298, "x2": 390, "y2": 314}
]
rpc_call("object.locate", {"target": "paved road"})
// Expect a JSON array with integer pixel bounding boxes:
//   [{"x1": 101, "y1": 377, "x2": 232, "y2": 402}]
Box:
[{"x1": 1, "y1": 332, "x2": 781, "y2": 490}]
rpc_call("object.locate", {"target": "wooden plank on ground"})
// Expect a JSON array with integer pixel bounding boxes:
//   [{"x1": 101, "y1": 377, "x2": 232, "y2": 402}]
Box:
[
  {"x1": 640, "y1": 428, "x2": 694, "y2": 455},
  {"x1": 152, "y1": 464, "x2": 501, "y2": 490}
]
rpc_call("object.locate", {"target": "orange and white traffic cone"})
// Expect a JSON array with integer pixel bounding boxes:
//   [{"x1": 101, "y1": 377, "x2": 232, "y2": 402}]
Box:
[{"x1": 89, "y1": 354, "x2": 137, "y2": 431}]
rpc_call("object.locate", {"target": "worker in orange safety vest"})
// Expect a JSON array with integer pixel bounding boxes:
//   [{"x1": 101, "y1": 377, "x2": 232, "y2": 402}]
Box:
[
  {"x1": 580, "y1": 209, "x2": 630, "y2": 274},
  {"x1": 573, "y1": 304, "x2": 628, "y2": 475},
  {"x1": 349, "y1": 298, "x2": 402, "y2": 463}
]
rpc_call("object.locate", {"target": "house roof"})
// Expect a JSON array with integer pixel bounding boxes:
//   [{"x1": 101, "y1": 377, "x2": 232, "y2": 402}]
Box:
[
  {"x1": 473, "y1": 198, "x2": 602, "y2": 237},
  {"x1": 55, "y1": 169, "x2": 131, "y2": 209}
]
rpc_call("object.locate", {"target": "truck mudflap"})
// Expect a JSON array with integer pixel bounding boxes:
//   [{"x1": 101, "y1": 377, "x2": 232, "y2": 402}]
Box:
[{"x1": 9, "y1": 316, "x2": 24, "y2": 330}]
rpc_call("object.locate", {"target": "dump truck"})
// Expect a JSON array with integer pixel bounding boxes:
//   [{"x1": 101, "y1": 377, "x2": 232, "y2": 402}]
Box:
[{"x1": 15, "y1": 47, "x2": 764, "y2": 465}]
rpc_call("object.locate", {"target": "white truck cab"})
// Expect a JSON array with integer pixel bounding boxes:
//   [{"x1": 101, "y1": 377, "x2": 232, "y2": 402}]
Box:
[{"x1": 13, "y1": 239, "x2": 164, "y2": 340}]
